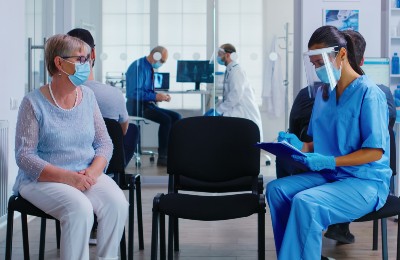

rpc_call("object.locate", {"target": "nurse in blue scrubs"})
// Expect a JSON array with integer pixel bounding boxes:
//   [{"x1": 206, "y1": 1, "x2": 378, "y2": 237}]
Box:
[{"x1": 266, "y1": 25, "x2": 391, "y2": 260}]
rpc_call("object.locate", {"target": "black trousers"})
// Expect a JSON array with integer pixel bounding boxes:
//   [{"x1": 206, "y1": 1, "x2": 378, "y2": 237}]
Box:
[{"x1": 127, "y1": 99, "x2": 181, "y2": 157}]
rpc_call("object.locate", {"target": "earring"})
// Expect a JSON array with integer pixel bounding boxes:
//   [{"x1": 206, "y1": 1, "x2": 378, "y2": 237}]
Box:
[{"x1": 58, "y1": 73, "x2": 62, "y2": 76}]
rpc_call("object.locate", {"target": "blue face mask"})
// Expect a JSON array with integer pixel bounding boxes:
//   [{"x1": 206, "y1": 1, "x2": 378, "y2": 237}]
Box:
[
  {"x1": 152, "y1": 61, "x2": 163, "y2": 69},
  {"x1": 315, "y1": 63, "x2": 341, "y2": 84},
  {"x1": 217, "y1": 56, "x2": 225, "y2": 66},
  {"x1": 61, "y1": 59, "x2": 91, "y2": 86}
]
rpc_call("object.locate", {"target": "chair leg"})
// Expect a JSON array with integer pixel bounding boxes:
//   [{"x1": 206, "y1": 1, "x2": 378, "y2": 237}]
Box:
[
  {"x1": 55, "y1": 220, "x2": 61, "y2": 249},
  {"x1": 120, "y1": 228, "x2": 127, "y2": 260},
  {"x1": 168, "y1": 216, "x2": 174, "y2": 260},
  {"x1": 397, "y1": 214, "x2": 400, "y2": 260},
  {"x1": 21, "y1": 213, "x2": 30, "y2": 260},
  {"x1": 39, "y1": 218, "x2": 47, "y2": 260},
  {"x1": 373, "y1": 219, "x2": 378, "y2": 250},
  {"x1": 174, "y1": 217, "x2": 179, "y2": 252},
  {"x1": 160, "y1": 213, "x2": 166, "y2": 260},
  {"x1": 258, "y1": 212, "x2": 265, "y2": 260},
  {"x1": 5, "y1": 207, "x2": 15, "y2": 260},
  {"x1": 151, "y1": 202, "x2": 160, "y2": 260},
  {"x1": 128, "y1": 183, "x2": 135, "y2": 260},
  {"x1": 381, "y1": 218, "x2": 388, "y2": 260},
  {"x1": 258, "y1": 196, "x2": 266, "y2": 260},
  {"x1": 135, "y1": 175, "x2": 144, "y2": 250}
]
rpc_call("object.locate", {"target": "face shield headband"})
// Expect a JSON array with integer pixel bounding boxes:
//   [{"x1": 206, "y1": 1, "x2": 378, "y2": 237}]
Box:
[{"x1": 303, "y1": 46, "x2": 342, "y2": 100}]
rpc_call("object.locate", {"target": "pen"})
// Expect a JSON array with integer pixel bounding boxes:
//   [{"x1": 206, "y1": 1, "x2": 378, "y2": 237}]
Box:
[{"x1": 272, "y1": 129, "x2": 289, "y2": 142}]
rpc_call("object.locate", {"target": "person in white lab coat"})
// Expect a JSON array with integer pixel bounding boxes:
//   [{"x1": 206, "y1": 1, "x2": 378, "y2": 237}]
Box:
[{"x1": 205, "y1": 43, "x2": 263, "y2": 140}]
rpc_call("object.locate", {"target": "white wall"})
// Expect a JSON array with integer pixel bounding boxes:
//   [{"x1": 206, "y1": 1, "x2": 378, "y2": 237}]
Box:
[
  {"x1": 0, "y1": 0, "x2": 26, "y2": 223},
  {"x1": 295, "y1": 0, "x2": 381, "y2": 88}
]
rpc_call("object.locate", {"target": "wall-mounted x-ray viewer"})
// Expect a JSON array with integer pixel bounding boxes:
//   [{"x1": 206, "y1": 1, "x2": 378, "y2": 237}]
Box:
[{"x1": 154, "y1": 72, "x2": 170, "y2": 90}]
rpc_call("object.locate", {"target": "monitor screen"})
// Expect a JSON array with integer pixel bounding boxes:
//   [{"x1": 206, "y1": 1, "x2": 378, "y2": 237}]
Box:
[
  {"x1": 154, "y1": 72, "x2": 170, "y2": 90},
  {"x1": 361, "y1": 57, "x2": 390, "y2": 87},
  {"x1": 176, "y1": 60, "x2": 214, "y2": 90}
]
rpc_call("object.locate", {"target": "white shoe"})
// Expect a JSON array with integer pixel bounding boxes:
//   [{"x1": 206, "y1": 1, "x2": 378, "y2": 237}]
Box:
[{"x1": 89, "y1": 229, "x2": 97, "y2": 245}]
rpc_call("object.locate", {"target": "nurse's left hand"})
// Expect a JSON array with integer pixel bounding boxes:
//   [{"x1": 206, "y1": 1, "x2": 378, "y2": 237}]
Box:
[{"x1": 292, "y1": 153, "x2": 336, "y2": 171}]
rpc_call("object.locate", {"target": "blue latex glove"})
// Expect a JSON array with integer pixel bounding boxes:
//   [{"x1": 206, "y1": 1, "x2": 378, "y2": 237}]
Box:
[
  {"x1": 395, "y1": 98, "x2": 400, "y2": 107},
  {"x1": 204, "y1": 108, "x2": 221, "y2": 116},
  {"x1": 292, "y1": 153, "x2": 336, "y2": 171},
  {"x1": 277, "y1": 131, "x2": 303, "y2": 151}
]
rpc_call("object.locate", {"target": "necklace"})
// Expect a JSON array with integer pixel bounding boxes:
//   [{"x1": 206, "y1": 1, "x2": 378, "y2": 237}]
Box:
[{"x1": 48, "y1": 82, "x2": 78, "y2": 111}]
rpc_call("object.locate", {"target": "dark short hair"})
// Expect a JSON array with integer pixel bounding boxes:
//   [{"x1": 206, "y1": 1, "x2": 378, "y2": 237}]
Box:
[
  {"x1": 220, "y1": 43, "x2": 236, "y2": 54},
  {"x1": 67, "y1": 28, "x2": 95, "y2": 49}
]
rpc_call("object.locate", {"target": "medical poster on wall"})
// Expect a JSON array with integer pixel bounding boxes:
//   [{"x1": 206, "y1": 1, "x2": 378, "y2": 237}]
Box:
[{"x1": 324, "y1": 10, "x2": 359, "y2": 31}]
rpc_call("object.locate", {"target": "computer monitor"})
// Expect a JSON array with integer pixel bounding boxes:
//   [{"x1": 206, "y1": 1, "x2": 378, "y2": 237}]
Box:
[
  {"x1": 154, "y1": 72, "x2": 170, "y2": 90},
  {"x1": 361, "y1": 57, "x2": 390, "y2": 87},
  {"x1": 176, "y1": 60, "x2": 214, "y2": 90}
]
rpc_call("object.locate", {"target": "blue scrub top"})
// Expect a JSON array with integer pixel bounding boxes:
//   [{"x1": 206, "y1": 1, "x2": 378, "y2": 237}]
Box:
[{"x1": 308, "y1": 75, "x2": 391, "y2": 210}]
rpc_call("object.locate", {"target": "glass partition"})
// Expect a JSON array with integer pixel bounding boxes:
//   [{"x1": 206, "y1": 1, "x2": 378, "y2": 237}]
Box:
[
  {"x1": 25, "y1": 0, "x2": 55, "y2": 92},
  {"x1": 25, "y1": 0, "x2": 294, "y2": 177}
]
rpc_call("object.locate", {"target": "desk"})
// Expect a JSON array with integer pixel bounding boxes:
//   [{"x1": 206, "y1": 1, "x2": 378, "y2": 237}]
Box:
[
  {"x1": 116, "y1": 86, "x2": 210, "y2": 114},
  {"x1": 158, "y1": 90, "x2": 209, "y2": 114}
]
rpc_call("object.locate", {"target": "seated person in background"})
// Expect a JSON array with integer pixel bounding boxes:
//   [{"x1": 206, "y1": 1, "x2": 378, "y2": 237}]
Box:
[
  {"x1": 275, "y1": 29, "x2": 397, "y2": 245},
  {"x1": 67, "y1": 28, "x2": 139, "y2": 245},
  {"x1": 205, "y1": 43, "x2": 263, "y2": 140},
  {"x1": 13, "y1": 34, "x2": 128, "y2": 259},
  {"x1": 67, "y1": 28, "x2": 139, "y2": 166},
  {"x1": 125, "y1": 46, "x2": 182, "y2": 166},
  {"x1": 268, "y1": 25, "x2": 391, "y2": 259}
]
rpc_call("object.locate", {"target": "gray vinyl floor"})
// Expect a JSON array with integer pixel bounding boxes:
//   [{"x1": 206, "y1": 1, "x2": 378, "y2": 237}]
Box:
[{"x1": 0, "y1": 153, "x2": 398, "y2": 259}]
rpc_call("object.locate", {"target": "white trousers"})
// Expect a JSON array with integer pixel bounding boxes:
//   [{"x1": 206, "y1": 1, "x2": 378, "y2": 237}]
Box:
[{"x1": 20, "y1": 174, "x2": 129, "y2": 260}]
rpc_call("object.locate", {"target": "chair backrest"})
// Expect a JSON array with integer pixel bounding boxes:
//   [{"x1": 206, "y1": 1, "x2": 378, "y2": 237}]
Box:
[
  {"x1": 103, "y1": 118, "x2": 126, "y2": 174},
  {"x1": 167, "y1": 116, "x2": 260, "y2": 182}
]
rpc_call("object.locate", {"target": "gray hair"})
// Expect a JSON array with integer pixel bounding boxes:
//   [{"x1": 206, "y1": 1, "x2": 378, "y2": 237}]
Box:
[{"x1": 45, "y1": 34, "x2": 90, "y2": 76}]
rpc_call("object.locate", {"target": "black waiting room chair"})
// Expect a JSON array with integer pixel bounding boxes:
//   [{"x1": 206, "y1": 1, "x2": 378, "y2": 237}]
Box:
[
  {"x1": 5, "y1": 118, "x2": 143, "y2": 260},
  {"x1": 103, "y1": 117, "x2": 144, "y2": 259},
  {"x1": 150, "y1": 116, "x2": 266, "y2": 260},
  {"x1": 5, "y1": 195, "x2": 127, "y2": 260},
  {"x1": 353, "y1": 194, "x2": 400, "y2": 260},
  {"x1": 352, "y1": 121, "x2": 400, "y2": 260}
]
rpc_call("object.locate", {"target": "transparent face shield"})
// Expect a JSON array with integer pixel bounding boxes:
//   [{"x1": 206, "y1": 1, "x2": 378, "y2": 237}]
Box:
[
  {"x1": 303, "y1": 46, "x2": 341, "y2": 100},
  {"x1": 213, "y1": 48, "x2": 238, "y2": 66}
]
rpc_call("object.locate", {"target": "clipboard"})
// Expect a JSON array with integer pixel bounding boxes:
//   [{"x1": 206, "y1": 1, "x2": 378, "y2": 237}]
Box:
[{"x1": 255, "y1": 141, "x2": 309, "y2": 171}]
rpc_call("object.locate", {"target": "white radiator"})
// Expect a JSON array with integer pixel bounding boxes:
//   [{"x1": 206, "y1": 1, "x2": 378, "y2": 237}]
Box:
[{"x1": 0, "y1": 120, "x2": 8, "y2": 219}]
